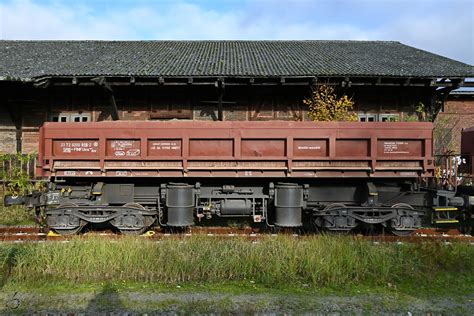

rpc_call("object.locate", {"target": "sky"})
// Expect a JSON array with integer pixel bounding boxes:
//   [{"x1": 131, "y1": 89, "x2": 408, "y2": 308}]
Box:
[{"x1": 0, "y1": 0, "x2": 473, "y2": 65}]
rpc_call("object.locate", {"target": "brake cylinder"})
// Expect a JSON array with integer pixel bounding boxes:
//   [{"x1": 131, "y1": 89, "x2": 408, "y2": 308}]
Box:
[
  {"x1": 274, "y1": 183, "x2": 303, "y2": 227},
  {"x1": 166, "y1": 184, "x2": 195, "y2": 226}
]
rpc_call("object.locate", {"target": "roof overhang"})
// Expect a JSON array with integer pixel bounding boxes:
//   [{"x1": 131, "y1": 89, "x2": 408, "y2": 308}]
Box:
[{"x1": 20, "y1": 75, "x2": 468, "y2": 89}]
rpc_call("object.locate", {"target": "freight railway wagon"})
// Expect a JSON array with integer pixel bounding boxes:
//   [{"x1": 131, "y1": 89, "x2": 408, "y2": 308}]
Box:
[
  {"x1": 458, "y1": 127, "x2": 474, "y2": 234},
  {"x1": 461, "y1": 126, "x2": 474, "y2": 179},
  {"x1": 5, "y1": 121, "x2": 473, "y2": 235}
]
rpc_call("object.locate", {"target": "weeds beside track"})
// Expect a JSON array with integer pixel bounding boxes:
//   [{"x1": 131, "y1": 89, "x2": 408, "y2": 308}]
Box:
[
  {"x1": 1, "y1": 235, "x2": 473, "y2": 289},
  {"x1": 0, "y1": 204, "x2": 35, "y2": 226}
]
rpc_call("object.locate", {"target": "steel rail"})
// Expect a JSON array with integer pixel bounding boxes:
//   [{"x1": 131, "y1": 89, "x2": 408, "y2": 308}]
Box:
[{"x1": 0, "y1": 227, "x2": 473, "y2": 243}]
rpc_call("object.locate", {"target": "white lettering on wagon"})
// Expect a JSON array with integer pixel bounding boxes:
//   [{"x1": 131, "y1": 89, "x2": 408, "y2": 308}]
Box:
[
  {"x1": 297, "y1": 146, "x2": 322, "y2": 150},
  {"x1": 59, "y1": 141, "x2": 98, "y2": 154},
  {"x1": 382, "y1": 141, "x2": 409, "y2": 154},
  {"x1": 111, "y1": 140, "x2": 134, "y2": 150},
  {"x1": 108, "y1": 140, "x2": 141, "y2": 157},
  {"x1": 149, "y1": 141, "x2": 181, "y2": 151},
  {"x1": 148, "y1": 140, "x2": 182, "y2": 157}
]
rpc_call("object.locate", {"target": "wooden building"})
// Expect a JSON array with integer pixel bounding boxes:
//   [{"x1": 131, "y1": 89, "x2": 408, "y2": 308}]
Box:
[{"x1": 1, "y1": 40, "x2": 473, "y2": 154}]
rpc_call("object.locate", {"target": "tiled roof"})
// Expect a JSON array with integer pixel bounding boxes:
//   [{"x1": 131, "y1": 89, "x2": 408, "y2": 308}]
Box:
[{"x1": 0, "y1": 40, "x2": 472, "y2": 80}]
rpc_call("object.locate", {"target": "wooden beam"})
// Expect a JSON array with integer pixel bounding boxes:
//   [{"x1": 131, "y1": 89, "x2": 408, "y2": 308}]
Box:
[
  {"x1": 53, "y1": 82, "x2": 95, "y2": 86},
  {"x1": 107, "y1": 93, "x2": 120, "y2": 121},
  {"x1": 216, "y1": 78, "x2": 225, "y2": 121},
  {"x1": 91, "y1": 77, "x2": 120, "y2": 120},
  {"x1": 433, "y1": 86, "x2": 456, "y2": 120},
  {"x1": 33, "y1": 78, "x2": 51, "y2": 88},
  {"x1": 350, "y1": 82, "x2": 427, "y2": 87},
  {"x1": 48, "y1": 76, "x2": 459, "y2": 88},
  {"x1": 313, "y1": 82, "x2": 339, "y2": 86},
  {"x1": 201, "y1": 100, "x2": 236, "y2": 104},
  {"x1": 52, "y1": 79, "x2": 443, "y2": 87}
]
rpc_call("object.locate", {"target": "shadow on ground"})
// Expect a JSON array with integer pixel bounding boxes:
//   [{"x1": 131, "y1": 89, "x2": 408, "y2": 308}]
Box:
[{"x1": 85, "y1": 282, "x2": 126, "y2": 313}]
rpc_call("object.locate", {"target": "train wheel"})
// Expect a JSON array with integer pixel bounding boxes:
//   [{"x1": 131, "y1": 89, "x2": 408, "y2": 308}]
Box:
[
  {"x1": 459, "y1": 221, "x2": 473, "y2": 235},
  {"x1": 119, "y1": 226, "x2": 149, "y2": 235},
  {"x1": 325, "y1": 229, "x2": 351, "y2": 235},
  {"x1": 320, "y1": 203, "x2": 354, "y2": 234},
  {"x1": 49, "y1": 203, "x2": 86, "y2": 235},
  {"x1": 387, "y1": 228, "x2": 414, "y2": 237},
  {"x1": 114, "y1": 203, "x2": 153, "y2": 235},
  {"x1": 388, "y1": 203, "x2": 416, "y2": 237},
  {"x1": 53, "y1": 226, "x2": 85, "y2": 235}
]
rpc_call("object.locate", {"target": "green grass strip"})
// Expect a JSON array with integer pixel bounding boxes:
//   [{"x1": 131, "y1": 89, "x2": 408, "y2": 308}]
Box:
[
  {"x1": 1, "y1": 235, "x2": 473, "y2": 290},
  {"x1": 0, "y1": 203, "x2": 35, "y2": 226}
]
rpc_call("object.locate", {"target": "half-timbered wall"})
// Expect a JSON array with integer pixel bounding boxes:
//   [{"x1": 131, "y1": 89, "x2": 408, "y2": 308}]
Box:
[
  {"x1": 0, "y1": 106, "x2": 16, "y2": 153},
  {"x1": 1, "y1": 83, "x2": 435, "y2": 153}
]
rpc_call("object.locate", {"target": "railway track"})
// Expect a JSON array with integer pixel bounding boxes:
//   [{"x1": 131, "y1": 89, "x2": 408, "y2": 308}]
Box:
[{"x1": 0, "y1": 226, "x2": 473, "y2": 243}]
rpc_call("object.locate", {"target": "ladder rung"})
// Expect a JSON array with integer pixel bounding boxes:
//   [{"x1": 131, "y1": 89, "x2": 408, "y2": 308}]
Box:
[
  {"x1": 434, "y1": 220, "x2": 459, "y2": 224},
  {"x1": 433, "y1": 207, "x2": 458, "y2": 211}
]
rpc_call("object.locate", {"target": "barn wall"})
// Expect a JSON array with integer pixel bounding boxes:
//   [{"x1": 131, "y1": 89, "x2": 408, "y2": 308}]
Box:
[
  {"x1": 0, "y1": 84, "x2": 436, "y2": 154},
  {"x1": 0, "y1": 106, "x2": 17, "y2": 154}
]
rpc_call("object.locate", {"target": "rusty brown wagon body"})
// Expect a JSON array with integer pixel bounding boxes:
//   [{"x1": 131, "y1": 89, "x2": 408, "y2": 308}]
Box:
[
  {"x1": 457, "y1": 127, "x2": 474, "y2": 234},
  {"x1": 461, "y1": 126, "x2": 474, "y2": 177},
  {"x1": 37, "y1": 121, "x2": 434, "y2": 180}
]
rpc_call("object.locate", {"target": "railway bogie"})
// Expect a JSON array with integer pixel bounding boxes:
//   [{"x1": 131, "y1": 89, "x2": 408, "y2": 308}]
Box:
[{"x1": 13, "y1": 179, "x2": 469, "y2": 235}]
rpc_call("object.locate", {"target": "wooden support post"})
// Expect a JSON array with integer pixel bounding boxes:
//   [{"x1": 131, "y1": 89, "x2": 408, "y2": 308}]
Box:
[
  {"x1": 15, "y1": 126, "x2": 22, "y2": 153},
  {"x1": 310, "y1": 77, "x2": 318, "y2": 91},
  {"x1": 433, "y1": 85, "x2": 457, "y2": 120},
  {"x1": 216, "y1": 78, "x2": 225, "y2": 121},
  {"x1": 91, "y1": 77, "x2": 120, "y2": 121},
  {"x1": 107, "y1": 93, "x2": 120, "y2": 121}
]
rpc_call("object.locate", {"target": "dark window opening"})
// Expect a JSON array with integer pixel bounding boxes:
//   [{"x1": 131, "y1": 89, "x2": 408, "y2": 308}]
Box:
[{"x1": 49, "y1": 112, "x2": 91, "y2": 122}]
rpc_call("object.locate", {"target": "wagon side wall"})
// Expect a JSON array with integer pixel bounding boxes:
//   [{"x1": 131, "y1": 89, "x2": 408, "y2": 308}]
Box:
[{"x1": 37, "y1": 121, "x2": 434, "y2": 179}]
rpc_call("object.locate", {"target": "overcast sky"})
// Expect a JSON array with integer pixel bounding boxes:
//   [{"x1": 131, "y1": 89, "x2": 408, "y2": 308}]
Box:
[{"x1": 0, "y1": 0, "x2": 473, "y2": 65}]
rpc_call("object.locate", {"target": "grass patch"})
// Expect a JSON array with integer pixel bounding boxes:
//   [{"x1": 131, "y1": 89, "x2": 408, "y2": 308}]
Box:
[
  {"x1": 0, "y1": 203, "x2": 35, "y2": 226},
  {"x1": 1, "y1": 236, "x2": 473, "y2": 313},
  {"x1": 0, "y1": 235, "x2": 473, "y2": 293},
  {"x1": 1, "y1": 280, "x2": 473, "y2": 314}
]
